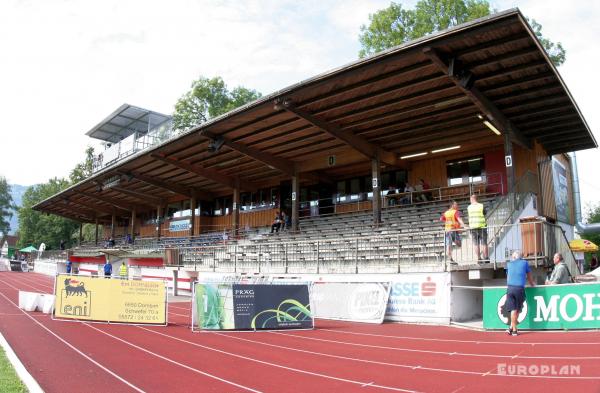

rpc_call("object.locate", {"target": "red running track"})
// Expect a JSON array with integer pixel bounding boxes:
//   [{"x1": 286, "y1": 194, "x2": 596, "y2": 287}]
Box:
[{"x1": 1, "y1": 271, "x2": 599, "y2": 393}]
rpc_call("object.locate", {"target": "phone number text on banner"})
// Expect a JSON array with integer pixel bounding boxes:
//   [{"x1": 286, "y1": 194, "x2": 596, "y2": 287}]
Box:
[
  {"x1": 54, "y1": 274, "x2": 167, "y2": 324},
  {"x1": 193, "y1": 283, "x2": 313, "y2": 330}
]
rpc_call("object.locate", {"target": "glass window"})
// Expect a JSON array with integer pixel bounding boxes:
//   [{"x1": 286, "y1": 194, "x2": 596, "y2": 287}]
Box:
[{"x1": 446, "y1": 156, "x2": 484, "y2": 186}]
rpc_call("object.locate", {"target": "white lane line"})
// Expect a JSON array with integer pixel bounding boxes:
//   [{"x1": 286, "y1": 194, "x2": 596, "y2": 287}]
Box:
[
  {"x1": 168, "y1": 305, "x2": 190, "y2": 311},
  {"x1": 213, "y1": 331, "x2": 600, "y2": 380},
  {"x1": 139, "y1": 327, "x2": 420, "y2": 392},
  {"x1": 167, "y1": 311, "x2": 189, "y2": 318},
  {"x1": 272, "y1": 331, "x2": 600, "y2": 360},
  {"x1": 0, "y1": 332, "x2": 43, "y2": 393},
  {"x1": 0, "y1": 276, "x2": 51, "y2": 293},
  {"x1": 362, "y1": 382, "x2": 374, "y2": 387},
  {"x1": 318, "y1": 328, "x2": 600, "y2": 346},
  {"x1": 11, "y1": 275, "x2": 54, "y2": 291},
  {"x1": 0, "y1": 287, "x2": 146, "y2": 393},
  {"x1": 85, "y1": 324, "x2": 262, "y2": 393}
]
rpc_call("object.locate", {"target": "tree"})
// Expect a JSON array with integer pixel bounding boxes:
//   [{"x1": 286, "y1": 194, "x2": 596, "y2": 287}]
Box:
[
  {"x1": 582, "y1": 203, "x2": 600, "y2": 267},
  {"x1": 0, "y1": 176, "x2": 14, "y2": 236},
  {"x1": 359, "y1": 0, "x2": 566, "y2": 66},
  {"x1": 17, "y1": 178, "x2": 79, "y2": 249},
  {"x1": 69, "y1": 147, "x2": 95, "y2": 184},
  {"x1": 172, "y1": 76, "x2": 262, "y2": 131}
]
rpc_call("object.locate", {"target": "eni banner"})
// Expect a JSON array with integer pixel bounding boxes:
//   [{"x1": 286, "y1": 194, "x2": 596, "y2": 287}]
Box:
[
  {"x1": 483, "y1": 283, "x2": 600, "y2": 330},
  {"x1": 193, "y1": 283, "x2": 312, "y2": 330},
  {"x1": 54, "y1": 274, "x2": 167, "y2": 324},
  {"x1": 311, "y1": 282, "x2": 390, "y2": 324}
]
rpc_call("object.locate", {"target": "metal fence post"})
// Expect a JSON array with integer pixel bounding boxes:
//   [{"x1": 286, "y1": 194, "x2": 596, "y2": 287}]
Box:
[
  {"x1": 258, "y1": 243, "x2": 261, "y2": 273},
  {"x1": 316, "y1": 241, "x2": 320, "y2": 274},
  {"x1": 355, "y1": 238, "x2": 359, "y2": 274},
  {"x1": 212, "y1": 248, "x2": 216, "y2": 272},
  {"x1": 397, "y1": 235, "x2": 401, "y2": 273},
  {"x1": 284, "y1": 243, "x2": 288, "y2": 274},
  {"x1": 234, "y1": 244, "x2": 238, "y2": 273}
]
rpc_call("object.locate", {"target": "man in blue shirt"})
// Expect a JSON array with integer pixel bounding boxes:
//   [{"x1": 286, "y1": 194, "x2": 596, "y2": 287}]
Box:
[
  {"x1": 103, "y1": 261, "x2": 112, "y2": 278},
  {"x1": 505, "y1": 250, "x2": 535, "y2": 336}
]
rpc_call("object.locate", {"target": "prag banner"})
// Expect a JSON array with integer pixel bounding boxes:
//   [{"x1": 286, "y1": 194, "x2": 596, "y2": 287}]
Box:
[
  {"x1": 385, "y1": 273, "x2": 451, "y2": 323},
  {"x1": 483, "y1": 282, "x2": 600, "y2": 330},
  {"x1": 311, "y1": 282, "x2": 391, "y2": 324},
  {"x1": 53, "y1": 274, "x2": 167, "y2": 324},
  {"x1": 193, "y1": 283, "x2": 312, "y2": 330}
]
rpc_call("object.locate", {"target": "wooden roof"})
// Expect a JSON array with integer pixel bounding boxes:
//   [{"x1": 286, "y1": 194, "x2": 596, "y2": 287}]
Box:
[{"x1": 34, "y1": 9, "x2": 596, "y2": 223}]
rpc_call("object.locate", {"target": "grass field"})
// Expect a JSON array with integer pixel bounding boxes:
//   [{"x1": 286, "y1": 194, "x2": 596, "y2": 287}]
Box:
[{"x1": 0, "y1": 347, "x2": 27, "y2": 393}]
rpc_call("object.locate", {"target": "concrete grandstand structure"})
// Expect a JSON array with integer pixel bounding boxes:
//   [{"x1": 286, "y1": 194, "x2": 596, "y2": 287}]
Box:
[{"x1": 33, "y1": 9, "x2": 597, "y2": 306}]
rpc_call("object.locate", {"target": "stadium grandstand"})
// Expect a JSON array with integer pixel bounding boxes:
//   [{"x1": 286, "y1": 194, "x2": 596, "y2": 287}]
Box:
[{"x1": 32, "y1": 9, "x2": 597, "y2": 318}]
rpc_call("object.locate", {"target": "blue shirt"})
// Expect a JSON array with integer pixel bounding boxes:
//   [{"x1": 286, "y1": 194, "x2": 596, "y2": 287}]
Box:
[
  {"x1": 506, "y1": 259, "x2": 531, "y2": 287},
  {"x1": 103, "y1": 263, "x2": 112, "y2": 274}
]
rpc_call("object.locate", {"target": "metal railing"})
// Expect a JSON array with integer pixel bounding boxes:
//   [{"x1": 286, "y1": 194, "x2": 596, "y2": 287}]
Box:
[
  {"x1": 165, "y1": 220, "x2": 563, "y2": 274},
  {"x1": 92, "y1": 120, "x2": 176, "y2": 173}
]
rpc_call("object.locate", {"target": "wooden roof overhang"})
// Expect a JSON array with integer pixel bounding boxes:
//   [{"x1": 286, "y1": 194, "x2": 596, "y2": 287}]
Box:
[{"x1": 34, "y1": 8, "x2": 596, "y2": 223}]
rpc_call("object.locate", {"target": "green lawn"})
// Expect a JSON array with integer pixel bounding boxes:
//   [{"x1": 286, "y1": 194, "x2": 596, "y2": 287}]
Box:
[{"x1": 0, "y1": 347, "x2": 27, "y2": 393}]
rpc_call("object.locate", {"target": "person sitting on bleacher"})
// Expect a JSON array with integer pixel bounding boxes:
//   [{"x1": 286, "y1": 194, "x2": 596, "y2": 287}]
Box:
[
  {"x1": 401, "y1": 184, "x2": 414, "y2": 204},
  {"x1": 387, "y1": 185, "x2": 397, "y2": 206},
  {"x1": 271, "y1": 212, "x2": 282, "y2": 233}
]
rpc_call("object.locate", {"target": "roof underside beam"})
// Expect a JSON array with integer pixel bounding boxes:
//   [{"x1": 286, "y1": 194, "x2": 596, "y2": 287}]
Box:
[
  {"x1": 108, "y1": 185, "x2": 165, "y2": 207},
  {"x1": 200, "y1": 131, "x2": 296, "y2": 177},
  {"x1": 422, "y1": 46, "x2": 531, "y2": 150},
  {"x1": 151, "y1": 154, "x2": 257, "y2": 191},
  {"x1": 69, "y1": 198, "x2": 128, "y2": 216},
  {"x1": 275, "y1": 98, "x2": 398, "y2": 166},
  {"x1": 120, "y1": 171, "x2": 213, "y2": 200},
  {"x1": 77, "y1": 191, "x2": 134, "y2": 212}
]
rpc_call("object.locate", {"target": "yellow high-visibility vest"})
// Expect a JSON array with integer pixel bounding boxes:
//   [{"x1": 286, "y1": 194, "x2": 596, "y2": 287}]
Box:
[
  {"x1": 443, "y1": 208, "x2": 460, "y2": 230},
  {"x1": 119, "y1": 264, "x2": 127, "y2": 277},
  {"x1": 467, "y1": 203, "x2": 486, "y2": 228}
]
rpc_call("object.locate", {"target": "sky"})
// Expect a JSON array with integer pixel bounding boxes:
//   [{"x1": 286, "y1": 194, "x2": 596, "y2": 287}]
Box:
[{"x1": 0, "y1": 0, "x2": 598, "y2": 215}]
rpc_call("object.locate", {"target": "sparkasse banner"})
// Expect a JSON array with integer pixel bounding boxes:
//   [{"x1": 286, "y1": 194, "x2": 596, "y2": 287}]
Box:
[
  {"x1": 385, "y1": 273, "x2": 451, "y2": 323},
  {"x1": 53, "y1": 274, "x2": 167, "y2": 324},
  {"x1": 483, "y1": 283, "x2": 600, "y2": 329}
]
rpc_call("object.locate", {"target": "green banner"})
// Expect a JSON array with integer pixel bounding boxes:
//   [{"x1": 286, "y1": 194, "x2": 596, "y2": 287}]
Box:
[{"x1": 483, "y1": 283, "x2": 600, "y2": 330}]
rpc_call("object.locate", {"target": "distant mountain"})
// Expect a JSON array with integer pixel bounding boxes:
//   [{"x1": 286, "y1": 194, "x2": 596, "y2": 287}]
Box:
[{"x1": 8, "y1": 184, "x2": 28, "y2": 235}]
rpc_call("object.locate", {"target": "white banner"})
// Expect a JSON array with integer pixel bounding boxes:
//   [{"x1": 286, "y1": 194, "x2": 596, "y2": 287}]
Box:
[
  {"x1": 169, "y1": 219, "x2": 190, "y2": 232},
  {"x1": 385, "y1": 273, "x2": 450, "y2": 323},
  {"x1": 310, "y1": 282, "x2": 390, "y2": 324}
]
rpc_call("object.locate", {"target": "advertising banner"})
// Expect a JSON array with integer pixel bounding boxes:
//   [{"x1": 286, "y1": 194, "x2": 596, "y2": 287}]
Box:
[
  {"x1": 311, "y1": 282, "x2": 390, "y2": 324},
  {"x1": 385, "y1": 273, "x2": 451, "y2": 323},
  {"x1": 53, "y1": 274, "x2": 167, "y2": 324},
  {"x1": 193, "y1": 283, "x2": 312, "y2": 330},
  {"x1": 551, "y1": 158, "x2": 569, "y2": 223},
  {"x1": 483, "y1": 283, "x2": 600, "y2": 330},
  {"x1": 169, "y1": 219, "x2": 191, "y2": 232}
]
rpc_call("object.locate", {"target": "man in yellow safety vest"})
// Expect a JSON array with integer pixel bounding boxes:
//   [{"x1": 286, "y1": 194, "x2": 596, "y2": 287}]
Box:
[
  {"x1": 119, "y1": 262, "x2": 128, "y2": 279},
  {"x1": 467, "y1": 194, "x2": 488, "y2": 262},
  {"x1": 440, "y1": 200, "x2": 465, "y2": 264}
]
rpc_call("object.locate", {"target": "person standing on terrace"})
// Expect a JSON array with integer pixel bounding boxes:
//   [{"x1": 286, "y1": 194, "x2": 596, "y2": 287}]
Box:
[
  {"x1": 467, "y1": 194, "x2": 488, "y2": 262},
  {"x1": 440, "y1": 200, "x2": 465, "y2": 264}
]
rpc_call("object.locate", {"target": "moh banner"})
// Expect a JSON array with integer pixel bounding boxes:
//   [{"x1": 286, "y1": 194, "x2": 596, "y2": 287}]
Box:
[
  {"x1": 193, "y1": 283, "x2": 312, "y2": 330},
  {"x1": 385, "y1": 273, "x2": 451, "y2": 323},
  {"x1": 483, "y1": 283, "x2": 600, "y2": 330},
  {"x1": 53, "y1": 274, "x2": 167, "y2": 324},
  {"x1": 311, "y1": 282, "x2": 391, "y2": 324}
]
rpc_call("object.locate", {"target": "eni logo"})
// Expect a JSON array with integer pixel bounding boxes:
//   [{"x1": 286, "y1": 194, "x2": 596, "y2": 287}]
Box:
[{"x1": 60, "y1": 278, "x2": 92, "y2": 317}]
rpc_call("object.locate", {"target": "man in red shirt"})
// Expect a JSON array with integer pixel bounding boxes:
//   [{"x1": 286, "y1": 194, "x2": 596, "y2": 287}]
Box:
[{"x1": 440, "y1": 200, "x2": 465, "y2": 264}]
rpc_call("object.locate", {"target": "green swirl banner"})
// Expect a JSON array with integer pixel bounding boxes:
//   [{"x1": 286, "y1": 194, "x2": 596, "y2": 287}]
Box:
[{"x1": 194, "y1": 283, "x2": 312, "y2": 330}]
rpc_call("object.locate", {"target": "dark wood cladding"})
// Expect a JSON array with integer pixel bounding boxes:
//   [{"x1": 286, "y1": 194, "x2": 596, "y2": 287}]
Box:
[{"x1": 34, "y1": 9, "x2": 595, "y2": 223}]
